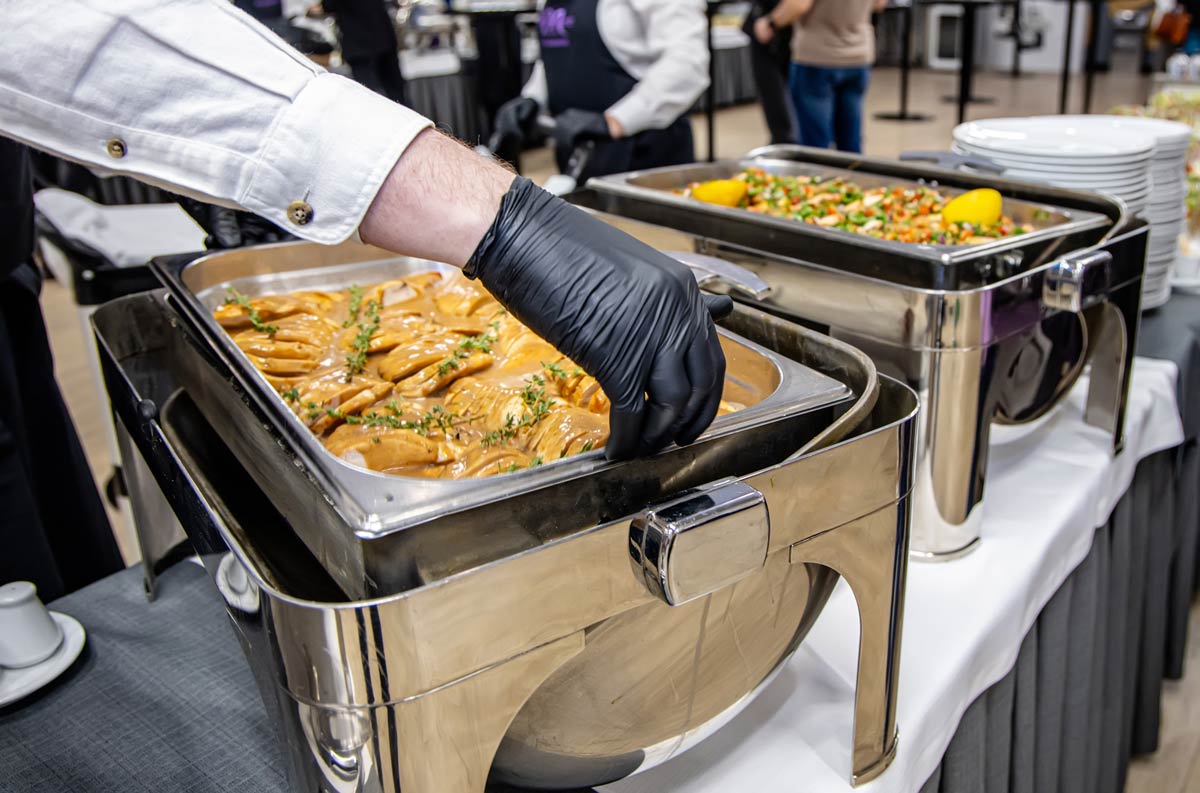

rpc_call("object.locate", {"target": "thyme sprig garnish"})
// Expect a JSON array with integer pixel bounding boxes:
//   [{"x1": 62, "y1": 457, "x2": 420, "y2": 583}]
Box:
[
  {"x1": 312, "y1": 403, "x2": 476, "y2": 437},
  {"x1": 480, "y1": 374, "x2": 556, "y2": 448},
  {"x1": 224, "y1": 288, "x2": 277, "y2": 337},
  {"x1": 541, "y1": 361, "x2": 584, "y2": 380},
  {"x1": 282, "y1": 387, "x2": 300, "y2": 402},
  {"x1": 342, "y1": 285, "x2": 364, "y2": 328},
  {"x1": 436, "y1": 331, "x2": 498, "y2": 377},
  {"x1": 344, "y1": 298, "x2": 380, "y2": 381},
  {"x1": 496, "y1": 455, "x2": 543, "y2": 475}
]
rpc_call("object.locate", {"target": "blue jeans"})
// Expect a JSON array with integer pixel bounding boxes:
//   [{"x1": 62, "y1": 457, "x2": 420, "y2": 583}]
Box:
[{"x1": 788, "y1": 64, "x2": 869, "y2": 153}]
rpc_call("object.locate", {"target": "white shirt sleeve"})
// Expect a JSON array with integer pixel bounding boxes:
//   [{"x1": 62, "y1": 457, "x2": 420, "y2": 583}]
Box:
[
  {"x1": 0, "y1": 0, "x2": 433, "y2": 244},
  {"x1": 520, "y1": 60, "x2": 550, "y2": 109},
  {"x1": 602, "y1": 0, "x2": 710, "y2": 136}
]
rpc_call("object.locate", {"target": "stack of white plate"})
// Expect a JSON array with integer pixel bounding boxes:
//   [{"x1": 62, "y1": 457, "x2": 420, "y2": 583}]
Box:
[{"x1": 952, "y1": 116, "x2": 1185, "y2": 310}]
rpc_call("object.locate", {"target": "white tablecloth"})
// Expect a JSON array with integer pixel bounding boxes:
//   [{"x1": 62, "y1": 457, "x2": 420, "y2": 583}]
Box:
[{"x1": 602, "y1": 357, "x2": 1184, "y2": 793}]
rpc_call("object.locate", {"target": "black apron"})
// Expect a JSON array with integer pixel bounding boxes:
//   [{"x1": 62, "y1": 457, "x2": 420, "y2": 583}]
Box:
[
  {"x1": 537, "y1": 0, "x2": 695, "y2": 180},
  {"x1": 0, "y1": 139, "x2": 122, "y2": 601}
]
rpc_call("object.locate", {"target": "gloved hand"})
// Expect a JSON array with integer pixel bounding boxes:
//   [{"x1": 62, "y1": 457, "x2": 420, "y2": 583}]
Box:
[
  {"x1": 467, "y1": 177, "x2": 733, "y2": 461},
  {"x1": 552, "y1": 108, "x2": 612, "y2": 151},
  {"x1": 493, "y1": 96, "x2": 539, "y2": 143}
]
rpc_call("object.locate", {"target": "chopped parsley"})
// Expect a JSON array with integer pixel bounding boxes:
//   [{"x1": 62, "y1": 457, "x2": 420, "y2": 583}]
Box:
[{"x1": 224, "y1": 288, "x2": 277, "y2": 337}]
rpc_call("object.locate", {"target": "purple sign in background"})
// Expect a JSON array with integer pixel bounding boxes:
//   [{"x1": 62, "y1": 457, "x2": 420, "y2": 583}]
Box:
[{"x1": 539, "y1": 7, "x2": 575, "y2": 48}]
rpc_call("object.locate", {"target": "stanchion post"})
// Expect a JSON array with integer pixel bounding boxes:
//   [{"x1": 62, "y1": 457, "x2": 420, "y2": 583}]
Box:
[
  {"x1": 707, "y1": 0, "x2": 718, "y2": 162},
  {"x1": 1059, "y1": 0, "x2": 1077, "y2": 113},
  {"x1": 874, "y1": 2, "x2": 933, "y2": 121}
]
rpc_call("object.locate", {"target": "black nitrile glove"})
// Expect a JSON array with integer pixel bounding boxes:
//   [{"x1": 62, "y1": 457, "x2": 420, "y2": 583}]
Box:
[
  {"x1": 552, "y1": 108, "x2": 612, "y2": 151},
  {"x1": 467, "y1": 177, "x2": 733, "y2": 461},
  {"x1": 494, "y1": 96, "x2": 539, "y2": 143}
]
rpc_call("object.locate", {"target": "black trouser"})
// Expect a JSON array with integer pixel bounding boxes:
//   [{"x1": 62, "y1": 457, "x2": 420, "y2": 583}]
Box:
[
  {"x1": 0, "y1": 263, "x2": 122, "y2": 601},
  {"x1": 749, "y1": 35, "x2": 797, "y2": 144},
  {"x1": 555, "y1": 117, "x2": 695, "y2": 183},
  {"x1": 346, "y1": 52, "x2": 407, "y2": 105}
]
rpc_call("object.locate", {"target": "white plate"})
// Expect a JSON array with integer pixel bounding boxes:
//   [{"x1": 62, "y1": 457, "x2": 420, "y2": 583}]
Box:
[
  {"x1": 1055, "y1": 115, "x2": 1193, "y2": 148},
  {"x1": 954, "y1": 117, "x2": 1156, "y2": 160},
  {"x1": 952, "y1": 145, "x2": 1153, "y2": 174},
  {"x1": 1171, "y1": 275, "x2": 1200, "y2": 292},
  {"x1": 0, "y1": 612, "x2": 86, "y2": 707}
]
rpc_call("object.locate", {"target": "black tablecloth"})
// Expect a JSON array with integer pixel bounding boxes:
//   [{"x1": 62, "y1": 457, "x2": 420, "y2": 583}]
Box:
[{"x1": 0, "y1": 562, "x2": 286, "y2": 792}]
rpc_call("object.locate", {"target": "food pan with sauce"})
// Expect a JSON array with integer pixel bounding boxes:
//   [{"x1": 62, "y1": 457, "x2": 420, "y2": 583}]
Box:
[
  {"x1": 212, "y1": 269, "x2": 745, "y2": 480},
  {"x1": 163, "y1": 245, "x2": 852, "y2": 542}
]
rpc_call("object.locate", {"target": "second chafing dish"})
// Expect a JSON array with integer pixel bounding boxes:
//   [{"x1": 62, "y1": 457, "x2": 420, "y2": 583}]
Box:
[
  {"x1": 152, "y1": 242, "x2": 852, "y2": 598},
  {"x1": 576, "y1": 145, "x2": 1147, "y2": 560}
]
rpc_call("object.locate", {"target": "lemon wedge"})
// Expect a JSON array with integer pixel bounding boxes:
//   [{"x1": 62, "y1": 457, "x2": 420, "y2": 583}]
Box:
[
  {"x1": 691, "y1": 179, "x2": 749, "y2": 208},
  {"x1": 941, "y1": 188, "x2": 1003, "y2": 227}
]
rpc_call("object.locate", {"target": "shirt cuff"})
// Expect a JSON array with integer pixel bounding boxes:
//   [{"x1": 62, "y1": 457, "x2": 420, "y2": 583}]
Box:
[
  {"x1": 241, "y1": 73, "x2": 433, "y2": 244},
  {"x1": 606, "y1": 92, "x2": 656, "y2": 138}
]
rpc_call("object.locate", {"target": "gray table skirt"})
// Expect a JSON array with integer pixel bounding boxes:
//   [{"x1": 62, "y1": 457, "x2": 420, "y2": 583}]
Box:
[{"x1": 919, "y1": 446, "x2": 1195, "y2": 793}]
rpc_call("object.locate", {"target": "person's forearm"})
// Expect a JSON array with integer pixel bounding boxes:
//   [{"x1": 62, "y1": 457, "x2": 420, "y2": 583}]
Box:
[
  {"x1": 770, "y1": 0, "x2": 814, "y2": 26},
  {"x1": 359, "y1": 129, "x2": 515, "y2": 267}
]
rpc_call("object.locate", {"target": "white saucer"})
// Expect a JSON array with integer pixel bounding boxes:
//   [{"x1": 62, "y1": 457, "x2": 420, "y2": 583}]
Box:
[{"x1": 0, "y1": 613, "x2": 86, "y2": 708}]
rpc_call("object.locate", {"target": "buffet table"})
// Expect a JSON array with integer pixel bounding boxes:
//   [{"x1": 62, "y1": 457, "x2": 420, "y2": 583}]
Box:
[{"x1": 0, "y1": 338, "x2": 1188, "y2": 792}]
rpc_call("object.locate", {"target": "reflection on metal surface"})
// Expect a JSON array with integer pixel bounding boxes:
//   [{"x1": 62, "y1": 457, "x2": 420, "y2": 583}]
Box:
[
  {"x1": 97, "y1": 286, "x2": 918, "y2": 791},
  {"x1": 630, "y1": 480, "x2": 769, "y2": 606},
  {"x1": 1043, "y1": 251, "x2": 1112, "y2": 313},
  {"x1": 575, "y1": 147, "x2": 1147, "y2": 560}
]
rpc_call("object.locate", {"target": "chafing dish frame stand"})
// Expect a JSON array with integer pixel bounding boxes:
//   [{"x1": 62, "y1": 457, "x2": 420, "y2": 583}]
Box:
[
  {"x1": 96, "y1": 290, "x2": 918, "y2": 791},
  {"x1": 576, "y1": 145, "x2": 1148, "y2": 560}
]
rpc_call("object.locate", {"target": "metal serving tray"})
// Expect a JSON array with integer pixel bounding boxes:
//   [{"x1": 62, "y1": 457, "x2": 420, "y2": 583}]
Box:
[
  {"x1": 582, "y1": 147, "x2": 1118, "y2": 290},
  {"x1": 151, "y1": 241, "x2": 854, "y2": 597}
]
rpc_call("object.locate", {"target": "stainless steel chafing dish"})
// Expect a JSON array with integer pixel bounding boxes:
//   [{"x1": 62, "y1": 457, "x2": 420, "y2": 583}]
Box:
[
  {"x1": 95, "y1": 239, "x2": 919, "y2": 791},
  {"x1": 577, "y1": 144, "x2": 1148, "y2": 559}
]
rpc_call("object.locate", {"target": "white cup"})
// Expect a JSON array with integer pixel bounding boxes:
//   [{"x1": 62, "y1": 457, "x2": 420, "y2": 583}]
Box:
[{"x1": 0, "y1": 582, "x2": 64, "y2": 668}]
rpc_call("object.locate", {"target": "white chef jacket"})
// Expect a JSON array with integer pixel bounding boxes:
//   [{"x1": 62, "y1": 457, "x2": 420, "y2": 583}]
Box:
[
  {"x1": 520, "y1": 0, "x2": 710, "y2": 137},
  {"x1": 0, "y1": 0, "x2": 433, "y2": 244}
]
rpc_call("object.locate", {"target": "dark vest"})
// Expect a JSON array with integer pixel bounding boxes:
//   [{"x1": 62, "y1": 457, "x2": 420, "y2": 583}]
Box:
[
  {"x1": 0, "y1": 139, "x2": 34, "y2": 280},
  {"x1": 538, "y1": 0, "x2": 637, "y2": 116}
]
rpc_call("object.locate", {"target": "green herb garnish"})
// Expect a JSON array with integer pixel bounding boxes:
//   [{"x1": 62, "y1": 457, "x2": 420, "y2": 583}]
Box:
[
  {"x1": 224, "y1": 288, "x2": 277, "y2": 337},
  {"x1": 344, "y1": 299, "x2": 380, "y2": 381},
  {"x1": 282, "y1": 387, "x2": 300, "y2": 402},
  {"x1": 342, "y1": 285, "x2": 364, "y2": 328}
]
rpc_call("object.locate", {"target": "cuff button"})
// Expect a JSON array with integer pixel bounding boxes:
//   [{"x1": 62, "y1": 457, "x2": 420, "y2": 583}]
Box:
[
  {"x1": 287, "y1": 200, "x2": 314, "y2": 226},
  {"x1": 105, "y1": 138, "x2": 127, "y2": 158}
]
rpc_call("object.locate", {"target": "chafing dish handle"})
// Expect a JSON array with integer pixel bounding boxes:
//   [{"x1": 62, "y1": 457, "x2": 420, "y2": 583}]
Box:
[
  {"x1": 669, "y1": 251, "x2": 773, "y2": 301},
  {"x1": 899, "y1": 151, "x2": 1005, "y2": 174},
  {"x1": 1043, "y1": 250, "x2": 1112, "y2": 313},
  {"x1": 629, "y1": 480, "x2": 769, "y2": 606}
]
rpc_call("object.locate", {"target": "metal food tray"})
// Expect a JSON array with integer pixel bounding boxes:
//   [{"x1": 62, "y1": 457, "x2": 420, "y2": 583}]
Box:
[
  {"x1": 152, "y1": 241, "x2": 854, "y2": 596},
  {"x1": 581, "y1": 147, "x2": 1119, "y2": 290}
]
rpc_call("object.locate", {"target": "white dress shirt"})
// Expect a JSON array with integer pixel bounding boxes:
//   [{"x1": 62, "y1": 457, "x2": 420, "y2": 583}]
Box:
[
  {"x1": 521, "y1": 0, "x2": 710, "y2": 136},
  {"x1": 0, "y1": 0, "x2": 433, "y2": 244}
]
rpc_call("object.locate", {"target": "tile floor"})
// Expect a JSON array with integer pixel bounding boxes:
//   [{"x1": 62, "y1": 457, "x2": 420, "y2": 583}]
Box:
[{"x1": 34, "y1": 64, "x2": 1199, "y2": 791}]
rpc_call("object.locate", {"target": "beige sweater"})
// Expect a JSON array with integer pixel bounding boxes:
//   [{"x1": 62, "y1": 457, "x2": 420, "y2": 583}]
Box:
[{"x1": 791, "y1": 0, "x2": 877, "y2": 67}]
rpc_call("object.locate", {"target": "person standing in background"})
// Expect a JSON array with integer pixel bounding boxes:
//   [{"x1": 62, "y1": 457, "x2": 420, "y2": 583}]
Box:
[
  {"x1": 754, "y1": 0, "x2": 887, "y2": 152},
  {"x1": 743, "y1": 1, "x2": 797, "y2": 145},
  {"x1": 492, "y1": 0, "x2": 710, "y2": 182},
  {"x1": 310, "y1": 0, "x2": 407, "y2": 104}
]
